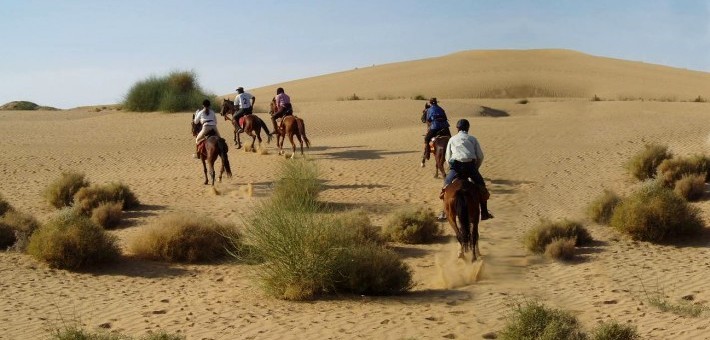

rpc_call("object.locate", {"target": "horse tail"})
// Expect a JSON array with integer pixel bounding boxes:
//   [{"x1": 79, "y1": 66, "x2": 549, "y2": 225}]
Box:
[
  {"x1": 296, "y1": 118, "x2": 310, "y2": 148},
  {"x1": 218, "y1": 138, "x2": 232, "y2": 178},
  {"x1": 260, "y1": 117, "x2": 272, "y2": 144},
  {"x1": 455, "y1": 188, "x2": 471, "y2": 252}
]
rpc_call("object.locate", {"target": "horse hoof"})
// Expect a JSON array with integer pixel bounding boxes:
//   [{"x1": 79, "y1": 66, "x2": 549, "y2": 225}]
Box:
[{"x1": 421, "y1": 162, "x2": 425, "y2": 168}]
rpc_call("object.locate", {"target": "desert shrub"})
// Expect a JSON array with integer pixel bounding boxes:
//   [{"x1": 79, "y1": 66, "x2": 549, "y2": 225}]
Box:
[
  {"x1": 272, "y1": 158, "x2": 321, "y2": 210},
  {"x1": 658, "y1": 155, "x2": 710, "y2": 186},
  {"x1": 0, "y1": 192, "x2": 14, "y2": 216},
  {"x1": 241, "y1": 200, "x2": 411, "y2": 300},
  {"x1": 412, "y1": 94, "x2": 427, "y2": 100},
  {"x1": 91, "y1": 201, "x2": 124, "y2": 229},
  {"x1": 50, "y1": 327, "x2": 184, "y2": 340},
  {"x1": 625, "y1": 144, "x2": 673, "y2": 180},
  {"x1": 674, "y1": 173, "x2": 706, "y2": 201},
  {"x1": 333, "y1": 209, "x2": 384, "y2": 244},
  {"x1": 524, "y1": 219, "x2": 592, "y2": 254},
  {"x1": 346, "y1": 93, "x2": 361, "y2": 100},
  {"x1": 123, "y1": 71, "x2": 215, "y2": 112},
  {"x1": 382, "y1": 208, "x2": 440, "y2": 244},
  {"x1": 43, "y1": 171, "x2": 90, "y2": 208},
  {"x1": 27, "y1": 209, "x2": 120, "y2": 270},
  {"x1": 129, "y1": 213, "x2": 237, "y2": 263},
  {"x1": 516, "y1": 99, "x2": 529, "y2": 104},
  {"x1": 592, "y1": 94, "x2": 602, "y2": 101},
  {"x1": 610, "y1": 183, "x2": 704, "y2": 242},
  {"x1": 586, "y1": 189, "x2": 622, "y2": 224},
  {"x1": 544, "y1": 237, "x2": 576, "y2": 261},
  {"x1": 694, "y1": 95, "x2": 707, "y2": 103},
  {"x1": 499, "y1": 300, "x2": 586, "y2": 340},
  {"x1": 0, "y1": 210, "x2": 40, "y2": 251},
  {"x1": 0, "y1": 221, "x2": 15, "y2": 250},
  {"x1": 73, "y1": 182, "x2": 139, "y2": 215},
  {"x1": 591, "y1": 320, "x2": 640, "y2": 340}
]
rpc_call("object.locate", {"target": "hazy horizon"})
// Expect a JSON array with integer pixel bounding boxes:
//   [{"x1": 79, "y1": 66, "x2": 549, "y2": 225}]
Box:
[{"x1": 1, "y1": 0, "x2": 708, "y2": 109}]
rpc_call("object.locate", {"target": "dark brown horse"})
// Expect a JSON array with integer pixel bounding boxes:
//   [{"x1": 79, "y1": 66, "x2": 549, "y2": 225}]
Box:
[
  {"x1": 443, "y1": 179, "x2": 483, "y2": 262},
  {"x1": 191, "y1": 115, "x2": 232, "y2": 185},
  {"x1": 269, "y1": 98, "x2": 310, "y2": 158},
  {"x1": 422, "y1": 136, "x2": 449, "y2": 178},
  {"x1": 219, "y1": 99, "x2": 271, "y2": 151}
]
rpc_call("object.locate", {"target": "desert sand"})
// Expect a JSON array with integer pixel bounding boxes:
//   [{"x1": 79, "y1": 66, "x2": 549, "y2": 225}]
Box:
[{"x1": 2, "y1": 50, "x2": 710, "y2": 339}]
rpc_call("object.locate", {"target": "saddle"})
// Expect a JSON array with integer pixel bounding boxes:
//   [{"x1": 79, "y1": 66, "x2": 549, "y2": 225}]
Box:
[
  {"x1": 238, "y1": 116, "x2": 246, "y2": 129},
  {"x1": 451, "y1": 178, "x2": 491, "y2": 201},
  {"x1": 429, "y1": 136, "x2": 445, "y2": 153},
  {"x1": 197, "y1": 140, "x2": 207, "y2": 158}
]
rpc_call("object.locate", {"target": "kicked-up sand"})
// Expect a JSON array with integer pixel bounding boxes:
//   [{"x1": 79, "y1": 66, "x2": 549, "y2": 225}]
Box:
[{"x1": 2, "y1": 50, "x2": 710, "y2": 339}]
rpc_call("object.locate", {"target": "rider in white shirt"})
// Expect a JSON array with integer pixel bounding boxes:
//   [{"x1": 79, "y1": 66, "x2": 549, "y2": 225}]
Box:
[
  {"x1": 233, "y1": 86, "x2": 255, "y2": 133},
  {"x1": 193, "y1": 99, "x2": 221, "y2": 158}
]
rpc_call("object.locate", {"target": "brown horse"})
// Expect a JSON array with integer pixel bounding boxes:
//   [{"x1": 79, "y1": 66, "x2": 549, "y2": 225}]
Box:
[
  {"x1": 443, "y1": 179, "x2": 482, "y2": 262},
  {"x1": 191, "y1": 115, "x2": 232, "y2": 185},
  {"x1": 422, "y1": 136, "x2": 449, "y2": 178},
  {"x1": 219, "y1": 99, "x2": 271, "y2": 151},
  {"x1": 269, "y1": 98, "x2": 311, "y2": 158}
]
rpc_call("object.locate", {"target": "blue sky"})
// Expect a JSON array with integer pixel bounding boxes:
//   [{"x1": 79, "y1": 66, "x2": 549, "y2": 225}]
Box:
[{"x1": 1, "y1": 0, "x2": 708, "y2": 109}]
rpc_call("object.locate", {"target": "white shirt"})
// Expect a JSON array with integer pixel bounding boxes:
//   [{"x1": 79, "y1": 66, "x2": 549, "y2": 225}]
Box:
[
  {"x1": 445, "y1": 131, "x2": 484, "y2": 168},
  {"x1": 194, "y1": 108, "x2": 217, "y2": 126},
  {"x1": 234, "y1": 93, "x2": 253, "y2": 109}
]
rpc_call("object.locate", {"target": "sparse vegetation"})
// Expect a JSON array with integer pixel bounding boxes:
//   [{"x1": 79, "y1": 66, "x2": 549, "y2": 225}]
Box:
[
  {"x1": 123, "y1": 71, "x2": 217, "y2": 112},
  {"x1": 625, "y1": 144, "x2": 673, "y2": 180},
  {"x1": 610, "y1": 182, "x2": 704, "y2": 242},
  {"x1": 516, "y1": 99, "x2": 529, "y2": 104},
  {"x1": 499, "y1": 300, "x2": 586, "y2": 340},
  {"x1": 673, "y1": 173, "x2": 706, "y2": 201},
  {"x1": 544, "y1": 237, "x2": 576, "y2": 261},
  {"x1": 333, "y1": 209, "x2": 384, "y2": 244},
  {"x1": 272, "y1": 158, "x2": 321, "y2": 211},
  {"x1": 0, "y1": 193, "x2": 13, "y2": 216},
  {"x1": 43, "y1": 171, "x2": 90, "y2": 208},
  {"x1": 346, "y1": 93, "x2": 361, "y2": 100},
  {"x1": 586, "y1": 189, "x2": 622, "y2": 224},
  {"x1": 524, "y1": 219, "x2": 592, "y2": 254},
  {"x1": 382, "y1": 208, "x2": 440, "y2": 244},
  {"x1": 657, "y1": 154, "x2": 710, "y2": 186},
  {"x1": 27, "y1": 209, "x2": 120, "y2": 270},
  {"x1": 592, "y1": 94, "x2": 602, "y2": 101},
  {"x1": 90, "y1": 201, "x2": 124, "y2": 229},
  {"x1": 73, "y1": 182, "x2": 139, "y2": 215},
  {"x1": 0, "y1": 210, "x2": 40, "y2": 251},
  {"x1": 693, "y1": 95, "x2": 707, "y2": 103},
  {"x1": 412, "y1": 94, "x2": 427, "y2": 100},
  {"x1": 476, "y1": 84, "x2": 576, "y2": 98},
  {"x1": 0, "y1": 101, "x2": 58, "y2": 111},
  {"x1": 50, "y1": 326, "x2": 185, "y2": 340},
  {"x1": 591, "y1": 320, "x2": 640, "y2": 340},
  {"x1": 129, "y1": 213, "x2": 237, "y2": 263}
]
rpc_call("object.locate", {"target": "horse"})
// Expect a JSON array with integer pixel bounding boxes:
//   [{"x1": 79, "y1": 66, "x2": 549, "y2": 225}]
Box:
[
  {"x1": 269, "y1": 98, "x2": 311, "y2": 158},
  {"x1": 422, "y1": 136, "x2": 449, "y2": 178},
  {"x1": 191, "y1": 115, "x2": 232, "y2": 185},
  {"x1": 442, "y1": 178, "x2": 483, "y2": 262},
  {"x1": 219, "y1": 99, "x2": 272, "y2": 151}
]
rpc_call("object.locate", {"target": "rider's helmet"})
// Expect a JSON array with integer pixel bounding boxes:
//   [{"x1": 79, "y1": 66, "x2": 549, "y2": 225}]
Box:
[
  {"x1": 429, "y1": 97, "x2": 438, "y2": 105},
  {"x1": 276, "y1": 87, "x2": 284, "y2": 94},
  {"x1": 456, "y1": 119, "x2": 470, "y2": 131},
  {"x1": 236, "y1": 87, "x2": 244, "y2": 94}
]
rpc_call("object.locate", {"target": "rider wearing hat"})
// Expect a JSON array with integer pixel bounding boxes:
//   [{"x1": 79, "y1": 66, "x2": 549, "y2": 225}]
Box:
[
  {"x1": 423, "y1": 98, "x2": 451, "y2": 164},
  {"x1": 233, "y1": 86, "x2": 255, "y2": 133},
  {"x1": 440, "y1": 118, "x2": 494, "y2": 220},
  {"x1": 271, "y1": 87, "x2": 293, "y2": 132}
]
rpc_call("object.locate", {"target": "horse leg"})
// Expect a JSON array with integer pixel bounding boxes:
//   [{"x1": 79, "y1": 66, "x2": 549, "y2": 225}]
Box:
[
  {"x1": 236, "y1": 132, "x2": 243, "y2": 149},
  {"x1": 445, "y1": 200, "x2": 465, "y2": 259},
  {"x1": 288, "y1": 133, "x2": 297, "y2": 158},
  {"x1": 201, "y1": 159, "x2": 209, "y2": 185},
  {"x1": 250, "y1": 132, "x2": 257, "y2": 152},
  {"x1": 295, "y1": 132, "x2": 304, "y2": 155},
  {"x1": 470, "y1": 199, "x2": 481, "y2": 262}
]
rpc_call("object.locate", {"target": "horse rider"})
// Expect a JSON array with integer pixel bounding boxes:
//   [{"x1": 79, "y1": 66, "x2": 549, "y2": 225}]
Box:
[
  {"x1": 271, "y1": 87, "x2": 293, "y2": 133},
  {"x1": 423, "y1": 98, "x2": 451, "y2": 164},
  {"x1": 234, "y1": 86, "x2": 256, "y2": 133},
  {"x1": 193, "y1": 99, "x2": 221, "y2": 158},
  {"x1": 439, "y1": 118, "x2": 494, "y2": 220}
]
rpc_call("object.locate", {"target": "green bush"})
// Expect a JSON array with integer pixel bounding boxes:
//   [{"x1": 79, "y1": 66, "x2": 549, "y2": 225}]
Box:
[
  {"x1": 499, "y1": 300, "x2": 586, "y2": 340},
  {"x1": 73, "y1": 182, "x2": 139, "y2": 215},
  {"x1": 240, "y1": 200, "x2": 411, "y2": 300},
  {"x1": 91, "y1": 201, "x2": 124, "y2": 229},
  {"x1": 544, "y1": 238, "x2": 576, "y2": 261},
  {"x1": 591, "y1": 320, "x2": 640, "y2": 340},
  {"x1": 610, "y1": 183, "x2": 704, "y2": 242},
  {"x1": 272, "y1": 158, "x2": 321, "y2": 211},
  {"x1": 129, "y1": 213, "x2": 237, "y2": 263},
  {"x1": 658, "y1": 155, "x2": 710, "y2": 186},
  {"x1": 27, "y1": 209, "x2": 120, "y2": 270},
  {"x1": 382, "y1": 208, "x2": 440, "y2": 244},
  {"x1": 0, "y1": 210, "x2": 40, "y2": 251},
  {"x1": 524, "y1": 219, "x2": 592, "y2": 254},
  {"x1": 586, "y1": 189, "x2": 622, "y2": 224},
  {"x1": 123, "y1": 70, "x2": 215, "y2": 112},
  {"x1": 673, "y1": 173, "x2": 706, "y2": 201},
  {"x1": 43, "y1": 171, "x2": 90, "y2": 208},
  {"x1": 625, "y1": 144, "x2": 673, "y2": 180}
]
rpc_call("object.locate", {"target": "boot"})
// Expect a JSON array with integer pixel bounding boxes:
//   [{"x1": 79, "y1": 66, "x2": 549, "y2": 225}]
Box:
[
  {"x1": 423, "y1": 144, "x2": 430, "y2": 161},
  {"x1": 193, "y1": 145, "x2": 200, "y2": 159},
  {"x1": 481, "y1": 201, "x2": 494, "y2": 220}
]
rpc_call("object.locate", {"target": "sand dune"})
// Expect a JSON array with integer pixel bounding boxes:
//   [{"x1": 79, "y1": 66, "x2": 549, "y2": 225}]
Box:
[{"x1": 2, "y1": 50, "x2": 710, "y2": 339}]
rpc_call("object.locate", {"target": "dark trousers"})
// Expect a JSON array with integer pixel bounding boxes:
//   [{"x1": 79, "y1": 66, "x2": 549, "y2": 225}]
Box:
[
  {"x1": 271, "y1": 103, "x2": 293, "y2": 130},
  {"x1": 444, "y1": 160, "x2": 484, "y2": 187},
  {"x1": 423, "y1": 127, "x2": 451, "y2": 159},
  {"x1": 234, "y1": 107, "x2": 253, "y2": 128}
]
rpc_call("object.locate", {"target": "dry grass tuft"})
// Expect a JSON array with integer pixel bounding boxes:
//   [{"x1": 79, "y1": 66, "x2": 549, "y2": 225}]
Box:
[
  {"x1": 0, "y1": 192, "x2": 14, "y2": 216},
  {"x1": 129, "y1": 213, "x2": 237, "y2": 263},
  {"x1": 73, "y1": 182, "x2": 139, "y2": 215},
  {"x1": 499, "y1": 300, "x2": 586, "y2": 340},
  {"x1": 0, "y1": 210, "x2": 40, "y2": 251},
  {"x1": 272, "y1": 158, "x2": 321, "y2": 210},
  {"x1": 591, "y1": 320, "x2": 640, "y2": 340},
  {"x1": 43, "y1": 171, "x2": 90, "y2": 208},
  {"x1": 524, "y1": 219, "x2": 592, "y2": 254},
  {"x1": 91, "y1": 201, "x2": 124, "y2": 229},
  {"x1": 382, "y1": 207, "x2": 440, "y2": 244},
  {"x1": 658, "y1": 155, "x2": 710, "y2": 186},
  {"x1": 544, "y1": 237, "x2": 576, "y2": 261},
  {"x1": 673, "y1": 173, "x2": 706, "y2": 201},
  {"x1": 625, "y1": 144, "x2": 673, "y2": 180},
  {"x1": 333, "y1": 209, "x2": 384, "y2": 244},
  {"x1": 586, "y1": 189, "x2": 622, "y2": 224},
  {"x1": 610, "y1": 182, "x2": 704, "y2": 242},
  {"x1": 27, "y1": 209, "x2": 120, "y2": 270},
  {"x1": 49, "y1": 326, "x2": 185, "y2": 340}
]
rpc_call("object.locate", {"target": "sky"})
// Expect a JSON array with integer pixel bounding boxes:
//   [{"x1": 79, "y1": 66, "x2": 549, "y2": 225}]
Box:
[{"x1": 0, "y1": 0, "x2": 708, "y2": 109}]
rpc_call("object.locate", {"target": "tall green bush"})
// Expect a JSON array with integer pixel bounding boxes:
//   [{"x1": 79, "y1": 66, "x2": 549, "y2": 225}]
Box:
[{"x1": 123, "y1": 71, "x2": 216, "y2": 112}]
